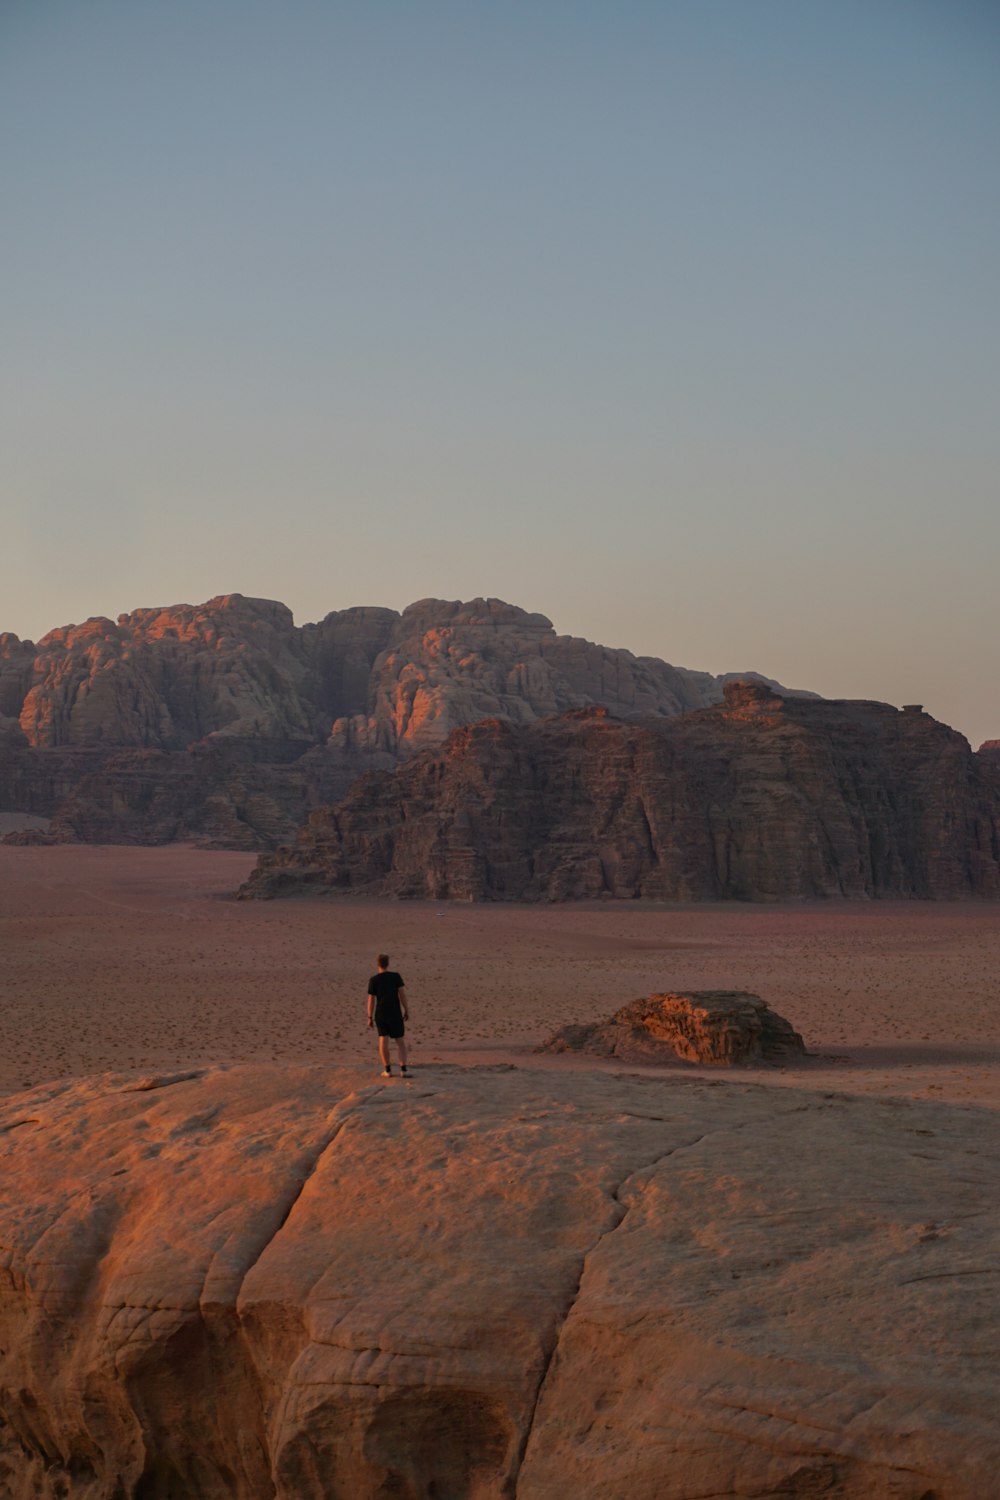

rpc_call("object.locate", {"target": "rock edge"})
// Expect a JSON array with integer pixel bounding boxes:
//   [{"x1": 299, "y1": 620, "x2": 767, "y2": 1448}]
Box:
[{"x1": 1, "y1": 1063, "x2": 997, "y2": 1499}]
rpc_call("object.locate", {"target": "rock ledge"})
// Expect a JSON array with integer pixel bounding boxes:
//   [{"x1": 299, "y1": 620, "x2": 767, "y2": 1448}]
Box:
[{"x1": 1, "y1": 1063, "x2": 997, "y2": 1499}]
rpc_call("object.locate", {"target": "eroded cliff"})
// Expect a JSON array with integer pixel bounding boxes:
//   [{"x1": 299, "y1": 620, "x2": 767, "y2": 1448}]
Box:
[
  {"x1": 244, "y1": 683, "x2": 1000, "y2": 900},
  {"x1": 0, "y1": 594, "x2": 803, "y2": 848}
]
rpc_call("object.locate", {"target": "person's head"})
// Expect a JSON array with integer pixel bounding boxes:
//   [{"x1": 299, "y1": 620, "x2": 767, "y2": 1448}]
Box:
[{"x1": 377, "y1": 953, "x2": 389, "y2": 970}]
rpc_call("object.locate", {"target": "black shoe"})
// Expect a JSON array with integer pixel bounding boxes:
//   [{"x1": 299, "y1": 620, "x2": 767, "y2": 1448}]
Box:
[{"x1": 381, "y1": 1067, "x2": 392, "y2": 1077}]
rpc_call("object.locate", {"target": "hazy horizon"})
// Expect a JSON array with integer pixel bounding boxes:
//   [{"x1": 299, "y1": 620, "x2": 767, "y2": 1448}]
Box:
[{"x1": 3, "y1": 1, "x2": 998, "y2": 746}]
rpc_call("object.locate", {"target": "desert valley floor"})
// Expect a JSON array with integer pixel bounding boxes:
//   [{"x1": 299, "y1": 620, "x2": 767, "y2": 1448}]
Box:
[{"x1": 2, "y1": 844, "x2": 998, "y2": 1107}]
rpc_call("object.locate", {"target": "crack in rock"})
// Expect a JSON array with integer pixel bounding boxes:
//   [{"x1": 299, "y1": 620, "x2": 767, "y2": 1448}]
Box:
[
  {"x1": 110, "y1": 1085, "x2": 384, "y2": 1500},
  {"x1": 225, "y1": 1084, "x2": 383, "y2": 1495},
  {"x1": 230, "y1": 1084, "x2": 383, "y2": 1312},
  {"x1": 901, "y1": 1267, "x2": 1000, "y2": 1285},
  {"x1": 119, "y1": 1070, "x2": 205, "y2": 1093},
  {"x1": 510, "y1": 1099, "x2": 830, "y2": 1495},
  {"x1": 510, "y1": 1129, "x2": 708, "y2": 1496}
]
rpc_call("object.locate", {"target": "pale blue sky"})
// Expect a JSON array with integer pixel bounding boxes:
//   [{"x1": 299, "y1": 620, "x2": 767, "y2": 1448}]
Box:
[{"x1": 3, "y1": 1, "x2": 998, "y2": 744}]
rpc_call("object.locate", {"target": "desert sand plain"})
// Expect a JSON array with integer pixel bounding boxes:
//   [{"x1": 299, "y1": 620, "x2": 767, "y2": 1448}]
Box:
[{"x1": 2, "y1": 843, "x2": 998, "y2": 1106}]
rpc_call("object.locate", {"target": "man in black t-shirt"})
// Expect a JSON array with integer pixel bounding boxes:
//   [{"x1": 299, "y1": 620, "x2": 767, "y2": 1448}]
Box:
[{"x1": 367, "y1": 953, "x2": 410, "y2": 1077}]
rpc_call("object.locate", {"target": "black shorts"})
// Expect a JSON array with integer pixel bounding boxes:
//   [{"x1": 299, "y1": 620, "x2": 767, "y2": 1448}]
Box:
[{"x1": 375, "y1": 1004, "x2": 404, "y2": 1039}]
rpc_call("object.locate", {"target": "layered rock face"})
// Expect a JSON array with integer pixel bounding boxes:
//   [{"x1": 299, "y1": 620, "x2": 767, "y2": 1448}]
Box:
[
  {"x1": 244, "y1": 682, "x2": 1000, "y2": 900},
  {"x1": 0, "y1": 594, "x2": 801, "y2": 848},
  {"x1": 543, "y1": 991, "x2": 807, "y2": 1064},
  {"x1": 979, "y1": 741, "x2": 1000, "y2": 798},
  {"x1": 0, "y1": 725, "x2": 384, "y2": 851},
  {"x1": 1, "y1": 1063, "x2": 998, "y2": 1499}
]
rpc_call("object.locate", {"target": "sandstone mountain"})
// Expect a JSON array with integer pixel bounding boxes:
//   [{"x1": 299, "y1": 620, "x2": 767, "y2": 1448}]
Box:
[
  {"x1": 243, "y1": 682, "x2": 1000, "y2": 901},
  {"x1": 1, "y1": 1063, "x2": 997, "y2": 1499},
  {"x1": 0, "y1": 593, "x2": 808, "y2": 848}
]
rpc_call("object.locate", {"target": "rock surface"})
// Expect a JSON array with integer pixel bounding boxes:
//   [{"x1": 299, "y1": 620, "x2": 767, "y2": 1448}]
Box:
[
  {"x1": 0, "y1": 595, "x2": 806, "y2": 848},
  {"x1": 1, "y1": 1063, "x2": 997, "y2": 1499},
  {"x1": 543, "y1": 990, "x2": 806, "y2": 1065},
  {"x1": 244, "y1": 682, "x2": 1000, "y2": 900}
]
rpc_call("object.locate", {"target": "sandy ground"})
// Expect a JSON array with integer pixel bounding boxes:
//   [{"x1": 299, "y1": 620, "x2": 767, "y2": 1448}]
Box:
[{"x1": 2, "y1": 844, "x2": 999, "y2": 1106}]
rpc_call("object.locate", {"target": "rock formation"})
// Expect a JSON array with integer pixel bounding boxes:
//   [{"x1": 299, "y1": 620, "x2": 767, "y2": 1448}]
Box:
[
  {"x1": 543, "y1": 990, "x2": 806, "y2": 1065},
  {"x1": 13, "y1": 596, "x2": 319, "y2": 749},
  {"x1": 243, "y1": 681, "x2": 1000, "y2": 900},
  {"x1": 0, "y1": 594, "x2": 806, "y2": 848},
  {"x1": 2, "y1": 594, "x2": 800, "y2": 755},
  {"x1": 324, "y1": 596, "x2": 799, "y2": 756},
  {"x1": 978, "y1": 740, "x2": 1000, "y2": 798},
  {"x1": 1, "y1": 1063, "x2": 998, "y2": 1498}
]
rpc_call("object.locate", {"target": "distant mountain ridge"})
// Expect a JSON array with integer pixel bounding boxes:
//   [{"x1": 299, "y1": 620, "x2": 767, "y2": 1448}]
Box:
[
  {"x1": 1, "y1": 592, "x2": 812, "y2": 753},
  {"x1": 0, "y1": 592, "x2": 812, "y2": 849}
]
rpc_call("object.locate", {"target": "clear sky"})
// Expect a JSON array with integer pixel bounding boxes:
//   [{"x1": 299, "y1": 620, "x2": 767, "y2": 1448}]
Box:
[{"x1": 3, "y1": 1, "x2": 998, "y2": 745}]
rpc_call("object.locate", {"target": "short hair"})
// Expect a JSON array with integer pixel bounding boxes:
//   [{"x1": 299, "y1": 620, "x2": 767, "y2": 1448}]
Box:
[{"x1": 377, "y1": 953, "x2": 389, "y2": 969}]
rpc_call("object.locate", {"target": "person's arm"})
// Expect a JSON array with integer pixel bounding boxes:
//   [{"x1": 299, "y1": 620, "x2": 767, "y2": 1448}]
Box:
[
  {"x1": 398, "y1": 985, "x2": 409, "y2": 1021},
  {"x1": 367, "y1": 986, "x2": 375, "y2": 1028}
]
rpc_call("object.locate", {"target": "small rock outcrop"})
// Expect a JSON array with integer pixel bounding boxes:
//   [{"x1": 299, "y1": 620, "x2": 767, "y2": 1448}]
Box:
[
  {"x1": 1, "y1": 1064, "x2": 998, "y2": 1499},
  {"x1": 543, "y1": 991, "x2": 806, "y2": 1065}
]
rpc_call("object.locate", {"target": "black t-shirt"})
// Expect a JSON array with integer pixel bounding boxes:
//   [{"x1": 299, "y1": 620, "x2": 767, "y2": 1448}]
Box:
[{"x1": 368, "y1": 971, "x2": 405, "y2": 1012}]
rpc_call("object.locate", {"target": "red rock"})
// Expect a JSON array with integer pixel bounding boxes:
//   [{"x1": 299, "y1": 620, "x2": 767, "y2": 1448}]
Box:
[
  {"x1": 1, "y1": 1064, "x2": 998, "y2": 1498},
  {"x1": 243, "y1": 684, "x2": 1000, "y2": 900},
  {"x1": 544, "y1": 990, "x2": 807, "y2": 1064},
  {"x1": 0, "y1": 596, "x2": 809, "y2": 850}
]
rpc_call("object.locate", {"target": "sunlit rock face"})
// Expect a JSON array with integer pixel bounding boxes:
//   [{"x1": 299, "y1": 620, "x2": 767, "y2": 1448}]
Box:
[
  {"x1": 0, "y1": 595, "x2": 807, "y2": 848},
  {"x1": 1, "y1": 1063, "x2": 998, "y2": 1499},
  {"x1": 17, "y1": 596, "x2": 316, "y2": 749},
  {"x1": 2, "y1": 594, "x2": 787, "y2": 755},
  {"x1": 244, "y1": 682, "x2": 1000, "y2": 901},
  {"x1": 324, "y1": 595, "x2": 755, "y2": 757}
]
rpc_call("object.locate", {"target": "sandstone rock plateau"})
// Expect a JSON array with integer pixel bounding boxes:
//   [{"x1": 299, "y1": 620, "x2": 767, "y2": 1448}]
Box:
[
  {"x1": 1, "y1": 1064, "x2": 997, "y2": 1499},
  {"x1": 543, "y1": 990, "x2": 807, "y2": 1065},
  {"x1": 243, "y1": 682, "x2": 1000, "y2": 901},
  {"x1": 0, "y1": 594, "x2": 805, "y2": 849}
]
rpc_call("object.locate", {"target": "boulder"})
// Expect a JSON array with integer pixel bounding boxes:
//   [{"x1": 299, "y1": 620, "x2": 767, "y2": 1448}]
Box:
[
  {"x1": 1, "y1": 1064, "x2": 997, "y2": 1499},
  {"x1": 543, "y1": 990, "x2": 806, "y2": 1065}
]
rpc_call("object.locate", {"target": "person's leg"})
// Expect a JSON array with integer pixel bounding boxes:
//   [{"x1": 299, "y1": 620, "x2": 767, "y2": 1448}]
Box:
[
  {"x1": 379, "y1": 1036, "x2": 391, "y2": 1072},
  {"x1": 396, "y1": 1037, "x2": 408, "y2": 1070}
]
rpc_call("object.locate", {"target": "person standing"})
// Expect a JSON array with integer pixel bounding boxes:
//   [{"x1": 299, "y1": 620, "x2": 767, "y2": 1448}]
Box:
[{"x1": 367, "y1": 954, "x2": 409, "y2": 1077}]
